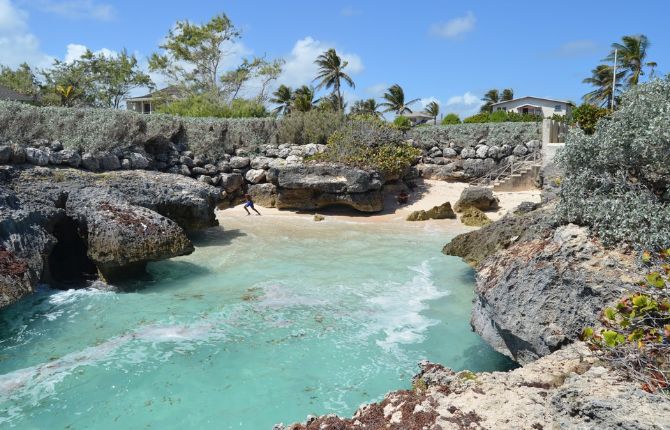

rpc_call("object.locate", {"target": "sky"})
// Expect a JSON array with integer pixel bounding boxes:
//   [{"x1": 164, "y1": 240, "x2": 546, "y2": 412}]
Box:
[{"x1": 1, "y1": 0, "x2": 669, "y2": 117}]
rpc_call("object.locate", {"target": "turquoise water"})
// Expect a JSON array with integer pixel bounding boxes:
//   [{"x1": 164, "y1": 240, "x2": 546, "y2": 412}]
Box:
[{"x1": 0, "y1": 217, "x2": 513, "y2": 429}]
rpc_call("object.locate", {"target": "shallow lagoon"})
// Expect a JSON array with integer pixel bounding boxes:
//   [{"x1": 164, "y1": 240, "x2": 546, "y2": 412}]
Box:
[{"x1": 0, "y1": 217, "x2": 513, "y2": 429}]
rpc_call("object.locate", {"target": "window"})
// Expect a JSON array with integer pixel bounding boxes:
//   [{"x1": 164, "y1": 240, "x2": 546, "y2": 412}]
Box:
[{"x1": 555, "y1": 104, "x2": 563, "y2": 111}]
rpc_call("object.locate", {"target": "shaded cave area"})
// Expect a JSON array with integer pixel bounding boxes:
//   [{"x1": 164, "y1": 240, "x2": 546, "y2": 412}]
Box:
[{"x1": 47, "y1": 216, "x2": 98, "y2": 288}]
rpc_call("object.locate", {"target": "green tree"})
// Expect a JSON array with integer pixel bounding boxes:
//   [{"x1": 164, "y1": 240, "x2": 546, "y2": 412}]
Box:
[
  {"x1": 270, "y1": 84, "x2": 293, "y2": 115},
  {"x1": 149, "y1": 13, "x2": 241, "y2": 95},
  {"x1": 441, "y1": 113, "x2": 461, "y2": 125},
  {"x1": 293, "y1": 85, "x2": 319, "y2": 112},
  {"x1": 392, "y1": 115, "x2": 412, "y2": 131},
  {"x1": 0, "y1": 63, "x2": 40, "y2": 96},
  {"x1": 255, "y1": 58, "x2": 284, "y2": 102},
  {"x1": 313, "y1": 48, "x2": 355, "y2": 111},
  {"x1": 379, "y1": 84, "x2": 419, "y2": 114},
  {"x1": 582, "y1": 64, "x2": 625, "y2": 108},
  {"x1": 316, "y1": 93, "x2": 344, "y2": 112},
  {"x1": 501, "y1": 88, "x2": 514, "y2": 101},
  {"x1": 480, "y1": 89, "x2": 499, "y2": 113},
  {"x1": 424, "y1": 101, "x2": 439, "y2": 124},
  {"x1": 571, "y1": 103, "x2": 609, "y2": 135},
  {"x1": 606, "y1": 34, "x2": 657, "y2": 86},
  {"x1": 41, "y1": 58, "x2": 96, "y2": 106},
  {"x1": 350, "y1": 98, "x2": 382, "y2": 117},
  {"x1": 87, "y1": 49, "x2": 153, "y2": 108}
]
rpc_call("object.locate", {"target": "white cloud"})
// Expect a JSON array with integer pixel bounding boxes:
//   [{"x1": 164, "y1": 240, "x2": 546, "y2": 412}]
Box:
[
  {"x1": 0, "y1": 0, "x2": 53, "y2": 68},
  {"x1": 28, "y1": 0, "x2": 115, "y2": 21},
  {"x1": 419, "y1": 96, "x2": 441, "y2": 110},
  {"x1": 279, "y1": 36, "x2": 363, "y2": 88},
  {"x1": 63, "y1": 43, "x2": 114, "y2": 62},
  {"x1": 365, "y1": 82, "x2": 388, "y2": 97},
  {"x1": 443, "y1": 91, "x2": 482, "y2": 117},
  {"x1": 446, "y1": 91, "x2": 479, "y2": 106},
  {"x1": 430, "y1": 11, "x2": 476, "y2": 39},
  {"x1": 554, "y1": 39, "x2": 600, "y2": 58}
]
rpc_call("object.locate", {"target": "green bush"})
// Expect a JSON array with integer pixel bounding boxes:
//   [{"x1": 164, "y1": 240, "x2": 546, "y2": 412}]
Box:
[
  {"x1": 582, "y1": 249, "x2": 670, "y2": 393},
  {"x1": 557, "y1": 77, "x2": 670, "y2": 249},
  {"x1": 392, "y1": 115, "x2": 412, "y2": 131},
  {"x1": 489, "y1": 110, "x2": 508, "y2": 122},
  {"x1": 276, "y1": 110, "x2": 345, "y2": 145},
  {"x1": 312, "y1": 119, "x2": 419, "y2": 178},
  {"x1": 463, "y1": 112, "x2": 490, "y2": 123},
  {"x1": 441, "y1": 113, "x2": 461, "y2": 125},
  {"x1": 571, "y1": 103, "x2": 609, "y2": 135},
  {"x1": 157, "y1": 95, "x2": 268, "y2": 118}
]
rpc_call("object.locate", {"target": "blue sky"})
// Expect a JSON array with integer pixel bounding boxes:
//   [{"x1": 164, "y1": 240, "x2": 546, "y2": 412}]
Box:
[{"x1": 1, "y1": 0, "x2": 668, "y2": 116}]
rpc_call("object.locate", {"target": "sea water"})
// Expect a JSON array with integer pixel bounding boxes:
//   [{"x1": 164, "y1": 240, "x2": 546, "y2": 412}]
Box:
[{"x1": 0, "y1": 217, "x2": 513, "y2": 429}]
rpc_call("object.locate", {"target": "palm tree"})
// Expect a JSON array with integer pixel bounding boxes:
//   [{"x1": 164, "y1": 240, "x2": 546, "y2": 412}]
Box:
[
  {"x1": 379, "y1": 84, "x2": 419, "y2": 114},
  {"x1": 424, "y1": 101, "x2": 439, "y2": 124},
  {"x1": 606, "y1": 34, "x2": 656, "y2": 86},
  {"x1": 313, "y1": 48, "x2": 355, "y2": 111},
  {"x1": 582, "y1": 64, "x2": 625, "y2": 108},
  {"x1": 350, "y1": 98, "x2": 382, "y2": 117},
  {"x1": 480, "y1": 89, "x2": 499, "y2": 113},
  {"x1": 292, "y1": 85, "x2": 319, "y2": 112},
  {"x1": 317, "y1": 93, "x2": 345, "y2": 112},
  {"x1": 501, "y1": 88, "x2": 514, "y2": 101},
  {"x1": 270, "y1": 84, "x2": 292, "y2": 115}
]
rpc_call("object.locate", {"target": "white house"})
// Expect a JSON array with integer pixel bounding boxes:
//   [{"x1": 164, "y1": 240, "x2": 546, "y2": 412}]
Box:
[
  {"x1": 490, "y1": 96, "x2": 572, "y2": 117},
  {"x1": 400, "y1": 111, "x2": 435, "y2": 126},
  {"x1": 125, "y1": 86, "x2": 182, "y2": 114}
]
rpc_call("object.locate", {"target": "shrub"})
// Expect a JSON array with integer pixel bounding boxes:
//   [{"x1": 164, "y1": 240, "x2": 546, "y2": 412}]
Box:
[
  {"x1": 489, "y1": 110, "x2": 508, "y2": 123},
  {"x1": 441, "y1": 113, "x2": 461, "y2": 125},
  {"x1": 463, "y1": 112, "x2": 490, "y2": 123},
  {"x1": 276, "y1": 110, "x2": 345, "y2": 145},
  {"x1": 557, "y1": 78, "x2": 670, "y2": 249},
  {"x1": 157, "y1": 95, "x2": 269, "y2": 118},
  {"x1": 570, "y1": 103, "x2": 609, "y2": 134},
  {"x1": 392, "y1": 115, "x2": 412, "y2": 131},
  {"x1": 582, "y1": 250, "x2": 670, "y2": 393},
  {"x1": 312, "y1": 119, "x2": 419, "y2": 178}
]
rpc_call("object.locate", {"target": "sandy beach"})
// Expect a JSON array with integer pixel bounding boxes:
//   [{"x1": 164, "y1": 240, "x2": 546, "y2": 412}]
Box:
[{"x1": 217, "y1": 180, "x2": 541, "y2": 232}]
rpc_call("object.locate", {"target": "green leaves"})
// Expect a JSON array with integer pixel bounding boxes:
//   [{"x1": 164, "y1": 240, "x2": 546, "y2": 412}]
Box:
[
  {"x1": 646, "y1": 272, "x2": 667, "y2": 289},
  {"x1": 602, "y1": 330, "x2": 626, "y2": 347}
]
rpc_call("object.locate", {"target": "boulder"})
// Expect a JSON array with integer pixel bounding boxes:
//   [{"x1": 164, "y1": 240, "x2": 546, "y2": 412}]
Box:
[
  {"x1": 406, "y1": 202, "x2": 456, "y2": 221},
  {"x1": 81, "y1": 153, "x2": 100, "y2": 171},
  {"x1": 128, "y1": 152, "x2": 150, "y2": 169},
  {"x1": 0, "y1": 145, "x2": 11, "y2": 164},
  {"x1": 179, "y1": 156, "x2": 194, "y2": 168},
  {"x1": 486, "y1": 146, "x2": 501, "y2": 159},
  {"x1": 462, "y1": 158, "x2": 495, "y2": 178},
  {"x1": 460, "y1": 147, "x2": 476, "y2": 159},
  {"x1": 250, "y1": 156, "x2": 272, "y2": 170},
  {"x1": 285, "y1": 155, "x2": 302, "y2": 164},
  {"x1": 229, "y1": 156, "x2": 250, "y2": 169},
  {"x1": 406, "y1": 210, "x2": 429, "y2": 221},
  {"x1": 197, "y1": 175, "x2": 213, "y2": 185},
  {"x1": 10, "y1": 146, "x2": 26, "y2": 164},
  {"x1": 475, "y1": 145, "x2": 489, "y2": 159},
  {"x1": 99, "y1": 152, "x2": 121, "y2": 170},
  {"x1": 526, "y1": 139, "x2": 541, "y2": 152},
  {"x1": 245, "y1": 169, "x2": 266, "y2": 184},
  {"x1": 247, "y1": 183, "x2": 277, "y2": 208},
  {"x1": 442, "y1": 148, "x2": 458, "y2": 158},
  {"x1": 513, "y1": 144, "x2": 529, "y2": 156},
  {"x1": 454, "y1": 186, "x2": 500, "y2": 212},
  {"x1": 459, "y1": 206, "x2": 492, "y2": 227},
  {"x1": 220, "y1": 173, "x2": 245, "y2": 194},
  {"x1": 49, "y1": 149, "x2": 81, "y2": 167},
  {"x1": 25, "y1": 147, "x2": 49, "y2": 166},
  {"x1": 416, "y1": 163, "x2": 461, "y2": 181}
]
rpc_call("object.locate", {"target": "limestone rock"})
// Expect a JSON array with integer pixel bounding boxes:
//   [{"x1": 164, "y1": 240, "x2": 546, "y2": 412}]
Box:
[
  {"x1": 81, "y1": 153, "x2": 100, "y2": 171},
  {"x1": 407, "y1": 202, "x2": 456, "y2": 221},
  {"x1": 513, "y1": 144, "x2": 529, "y2": 156},
  {"x1": 245, "y1": 169, "x2": 266, "y2": 184},
  {"x1": 99, "y1": 152, "x2": 121, "y2": 171},
  {"x1": 459, "y1": 206, "x2": 491, "y2": 227},
  {"x1": 128, "y1": 152, "x2": 150, "y2": 169},
  {"x1": 229, "y1": 156, "x2": 250, "y2": 169},
  {"x1": 220, "y1": 173, "x2": 245, "y2": 194},
  {"x1": 247, "y1": 183, "x2": 277, "y2": 208},
  {"x1": 454, "y1": 186, "x2": 500, "y2": 212},
  {"x1": 0, "y1": 145, "x2": 12, "y2": 164},
  {"x1": 49, "y1": 149, "x2": 81, "y2": 167},
  {"x1": 25, "y1": 147, "x2": 49, "y2": 166}
]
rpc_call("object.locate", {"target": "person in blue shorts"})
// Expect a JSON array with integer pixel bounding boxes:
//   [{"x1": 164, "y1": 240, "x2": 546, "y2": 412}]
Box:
[{"x1": 243, "y1": 194, "x2": 261, "y2": 216}]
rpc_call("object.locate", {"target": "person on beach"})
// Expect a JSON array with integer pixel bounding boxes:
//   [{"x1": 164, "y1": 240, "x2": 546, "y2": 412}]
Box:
[
  {"x1": 397, "y1": 190, "x2": 409, "y2": 205},
  {"x1": 243, "y1": 194, "x2": 261, "y2": 216}
]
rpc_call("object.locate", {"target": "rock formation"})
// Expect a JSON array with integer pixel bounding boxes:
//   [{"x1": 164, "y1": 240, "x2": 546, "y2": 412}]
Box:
[
  {"x1": 453, "y1": 186, "x2": 499, "y2": 212},
  {"x1": 406, "y1": 202, "x2": 456, "y2": 221},
  {"x1": 459, "y1": 206, "x2": 491, "y2": 227},
  {"x1": 281, "y1": 343, "x2": 670, "y2": 429}
]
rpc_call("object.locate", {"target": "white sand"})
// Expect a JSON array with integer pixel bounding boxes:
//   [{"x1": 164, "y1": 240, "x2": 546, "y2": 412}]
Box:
[{"x1": 217, "y1": 180, "x2": 541, "y2": 233}]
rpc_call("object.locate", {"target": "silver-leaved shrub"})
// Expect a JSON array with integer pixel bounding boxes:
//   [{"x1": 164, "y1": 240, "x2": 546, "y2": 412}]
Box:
[{"x1": 557, "y1": 76, "x2": 670, "y2": 249}]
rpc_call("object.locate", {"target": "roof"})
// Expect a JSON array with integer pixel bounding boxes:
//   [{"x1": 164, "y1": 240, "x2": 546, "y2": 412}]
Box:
[
  {"x1": 126, "y1": 85, "x2": 182, "y2": 101},
  {"x1": 491, "y1": 96, "x2": 571, "y2": 107},
  {"x1": 401, "y1": 111, "x2": 434, "y2": 119},
  {"x1": 0, "y1": 85, "x2": 34, "y2": 102}
]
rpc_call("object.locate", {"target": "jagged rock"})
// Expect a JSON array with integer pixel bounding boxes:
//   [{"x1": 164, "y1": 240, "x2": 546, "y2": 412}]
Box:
[
  {"x1": 197, "y1": 175, "x2": 213, "y2": 185},
  {"x1": 25, "y1": 147, "x2": 49, "y2": 166},
  {"x1": 526, "y1": 139, "x2": 541, "y2": 151},
  {"x1": 10, "y1": 146, "x2": 26, "y2": 164},
  {"x1": 460, "y1": 147, "x2": 476, "y2": 159},
  {"x1": 285, "y1": 343, "x2": 670, "y2": 430},
  {"x1": 475, "y1": 145, "x2": 489, "y2": 159},
  {"x1": 454, "y1": 186, "x2": 500, "y2": 212},
  {"x1": 245, "y1": 169, "x2": 266, "y2": 184},
  {"x1": 219, "y1": 173, "x2": 245, "y2": 194},
  {"x1": 514, "y1": 201, "x2": 539, "y2": 214},
  {"x1": 513, "y1": 144, "x2": 529, "y2": 156},
  {"x1": 128, "y1": 152, "x2": 150, "y2": 169},
  {"x1": 250, "y1": 156, "x2": 272, "y2": 170},
  {"x1": 179, "y1": 165, "x2": 191, "y2": 176},
  {"x1": 247, "y1": 183, "x2": 276, "y2": 208},
  {"x1": 66, "y1": 190, "x2": 193, "y2": 281},
  {"x1": 462, "y1": 158, "x2": 495, "y2": 178},
  {"x1": 268, "y1": 163, "x2": 383, "y2": 212},
  {"x1": 459, "y1": 206, "x2": 491, "y2": 227},
  {"x1": 407, "y1": 202, "x2": 456, "y2": 221},
  {"x1": 416, "y1": 163, "x2": 461, "y2": 180},
  {"x1": 179, "y1": 155, "x2": 194, "y2": 167},
  {"x1": 442, "y1": 148, "x2": 458, "y2": 158},
  {"x1": 486, "y1": 145, "x2": 501, "y2": 159}
]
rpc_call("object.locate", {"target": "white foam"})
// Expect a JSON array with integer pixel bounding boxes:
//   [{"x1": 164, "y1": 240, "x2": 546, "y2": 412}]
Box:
[{"x1": 256, "y1": 283, "x2": 327, "y2": 308}]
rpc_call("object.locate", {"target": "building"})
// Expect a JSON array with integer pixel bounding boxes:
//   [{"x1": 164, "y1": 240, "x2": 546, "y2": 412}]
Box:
[
  {"x1": 490, "y1": 96, "x2": 572, "y2": 117},
  {"x1": 400, "y1": 111, "x2": 435, "y2": 126},
  {"x1": 0, "y1": 84, "x2": 35, "y2": 103},
  {"x1": 125, "y1": 86, "x2": 182, "y2": 114}
]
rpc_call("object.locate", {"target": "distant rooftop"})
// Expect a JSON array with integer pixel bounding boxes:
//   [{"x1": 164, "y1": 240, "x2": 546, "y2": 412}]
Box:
[
  {"x1": 126, "y1": 86, "x2": 182, "y2": 102},
  {"x1": 491, "y1": 96, "x2": 571, "y2": 106}
]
